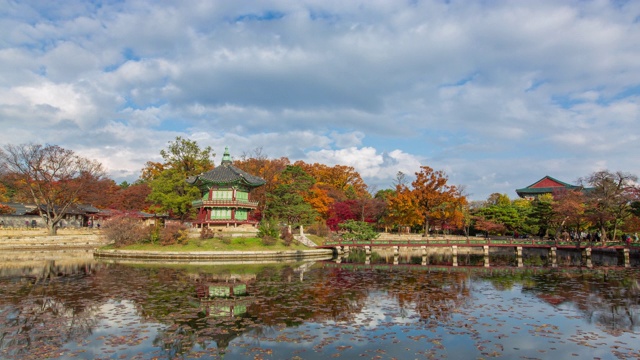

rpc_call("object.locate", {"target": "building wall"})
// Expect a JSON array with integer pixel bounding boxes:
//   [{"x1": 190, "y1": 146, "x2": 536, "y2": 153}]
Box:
[{"x1": 0, "y1": 215, "x2": 87, "y2": 228}]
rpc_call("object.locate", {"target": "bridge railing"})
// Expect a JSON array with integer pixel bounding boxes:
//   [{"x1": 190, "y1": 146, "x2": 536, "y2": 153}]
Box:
[{"x1": 323, "y1": 236, "x2": 638, "y2": 248}]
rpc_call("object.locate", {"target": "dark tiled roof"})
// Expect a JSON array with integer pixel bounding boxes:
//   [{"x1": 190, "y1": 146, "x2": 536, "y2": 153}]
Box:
[
  {"x1": 1, "y1": 202, "x2": 101, "y2": 215},
  {"x1": 187, "y1": 163, "x2": 266, "y2": 187},
  {"x1": 0, "y1": 203, "x2": 38, "y2": 215},
  {"x1": 76, "y1": 204, "x2": 101, "y2": 213}
]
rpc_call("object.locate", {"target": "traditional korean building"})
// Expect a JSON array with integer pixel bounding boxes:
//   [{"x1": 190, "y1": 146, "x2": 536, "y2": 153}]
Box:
[
  {"x1": 515, "y1": 175, "x2": 582, "y2": 199},
  {"x1": 186, "y1": 147, "x2": 266, "y2": 228}
]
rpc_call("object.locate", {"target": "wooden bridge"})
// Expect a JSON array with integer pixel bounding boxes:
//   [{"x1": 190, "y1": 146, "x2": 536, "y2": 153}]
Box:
[
  {"x1": 321, "y1": 235, "x2": 639, "y2": 250},
  {"x1": 320, "y1": 234, "x2": 638, "y2": 268}
]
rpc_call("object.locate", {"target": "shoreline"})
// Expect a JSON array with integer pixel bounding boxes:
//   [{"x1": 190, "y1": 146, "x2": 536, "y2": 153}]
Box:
[{"x1": 94, "y1": 248, "x2": 334, "y2": 262}]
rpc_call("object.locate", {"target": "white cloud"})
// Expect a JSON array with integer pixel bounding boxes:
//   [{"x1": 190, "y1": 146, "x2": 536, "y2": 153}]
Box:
[
  {"x1": 305, "y1": 146, "x2": 422, "y2": 183},
  {"x1": 1, "y1": 0, "x2": 639, "y2": 200}
]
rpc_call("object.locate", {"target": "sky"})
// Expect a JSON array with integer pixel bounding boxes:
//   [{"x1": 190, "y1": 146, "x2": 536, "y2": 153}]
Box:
[{"x1": 1, "y1": 0, "x2": 639, "y2": 201}]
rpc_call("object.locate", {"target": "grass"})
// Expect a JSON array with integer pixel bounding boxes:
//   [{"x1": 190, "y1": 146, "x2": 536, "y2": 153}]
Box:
[
  {"x1": 105, "y1": 236, "x2": 314, "y2": 252},
  {"x1": 305, "y1": 234, "x2": 325, "y2": 245}
]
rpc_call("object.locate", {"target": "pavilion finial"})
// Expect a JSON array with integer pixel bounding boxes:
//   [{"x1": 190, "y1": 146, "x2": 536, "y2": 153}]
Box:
[{"x1": 221, "y1": 146, "x2": 232, "y2": 165}]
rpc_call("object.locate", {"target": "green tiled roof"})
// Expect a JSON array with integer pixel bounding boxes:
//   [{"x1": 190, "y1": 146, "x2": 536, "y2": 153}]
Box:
[
  {"x1": 187, "y1": 164, "x2": 266, "y2": 187},
  {"x1": 515, "y1": 175, "x2": 582, "y2": 197},
  {"x1": 186, "y1": 148, "x2": 265, "y2": 188}
]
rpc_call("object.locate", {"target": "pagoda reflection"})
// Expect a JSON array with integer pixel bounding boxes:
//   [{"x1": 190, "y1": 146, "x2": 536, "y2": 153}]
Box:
[{"x1": 194, "y1": 273, "x2": 256, "y2": 318}]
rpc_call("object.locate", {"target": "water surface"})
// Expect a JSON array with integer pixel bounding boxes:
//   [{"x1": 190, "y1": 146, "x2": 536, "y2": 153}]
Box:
[{"x1": 0, "y1": 255, "x2": 638, "y2": 359}]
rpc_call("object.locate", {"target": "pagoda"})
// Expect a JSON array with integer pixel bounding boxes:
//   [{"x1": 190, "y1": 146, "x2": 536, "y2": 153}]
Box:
[
  {"x1": 515, "y1": 175, "x2": 582, "y2": 199},
  {"x1": 187, "y1": 147, "x2": 266, "y2": 228}
]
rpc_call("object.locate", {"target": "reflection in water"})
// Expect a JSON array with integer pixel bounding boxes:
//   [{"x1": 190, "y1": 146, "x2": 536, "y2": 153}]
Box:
[{"x1": 0, "y1": 254, "x2": 638, "y2": 359}]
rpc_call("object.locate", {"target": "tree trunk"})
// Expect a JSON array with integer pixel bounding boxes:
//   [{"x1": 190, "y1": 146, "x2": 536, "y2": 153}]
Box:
[{"x1": 48, "y1": 224, "x2": 58, "y2": 236}]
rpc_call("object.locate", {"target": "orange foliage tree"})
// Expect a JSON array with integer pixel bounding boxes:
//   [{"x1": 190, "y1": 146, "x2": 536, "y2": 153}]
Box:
[
  {"x1": 304, "y1": 185, "x2": 334, "y2": 221},
  {"x1": 294, "y1": 161, "x2": 369, "y2": 200},
  {"x1": 383, "y1": 183, "x2": 422, "y2": 232},
  {"x1": 552, "y1": 189, "x2": 588, "y2": 236},
  {"x1": 0, "y1": 183, "x2": 12, "y2": 214},
  {"x1": 412, "y1": 166, "x2": 462, "y2": 236}
]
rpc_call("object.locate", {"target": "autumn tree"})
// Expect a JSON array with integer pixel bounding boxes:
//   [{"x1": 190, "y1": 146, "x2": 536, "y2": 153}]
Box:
[
  {"x1": 75, "y1": 176, "x2": 120, "y2": 209},
  {"x1": 552, "y1": 189, "x2": 588, "y2": 237},
  {"x1": 305, "y1": 184, "x2": 334, "y2": 221},
  {"x1": 412, "y1": 166, "x2": 460, "y2": 236},
  {"x1": 383, "y1": 183, "x2": 421, "y2": 233},
  {"x1": 0, "y1": 143, "x2": 105, "y2": 235},
  {"x1": 0, "y1": 182, "x2": 12, "y2": 214},
  {"x1": 145, "y1": 137, "x2": 214, "y2": 220},
  {"x1": 473, "y1": 217, "x2": 506, "y2": 237},
  {"x1": 294, "y1": 161, "x2": 369, "y2": 200},
  {"x1": 111, "y1": 182, "x2": 153, "y2": 211},
  {"x1": 431, "y1": 189, "x2": 468, "y2": 235},
  {"x1": 581, "y1": 170, "x2": 638, "y2": 241},
  {"x1": 326, "y1": 200, "x2": 358, "y2": 230}
]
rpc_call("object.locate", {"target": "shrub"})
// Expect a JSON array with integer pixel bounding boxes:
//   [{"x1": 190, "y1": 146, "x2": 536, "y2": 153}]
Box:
[
  {"x1": 306, "y1": 222, "x2": 330, "y2": 237},
  {"x1": 102, "y1": 215, "x2": 150, "y2": 247},
  {"x1": 160, "y1": 222, "x2": 189, "y2": 246},
  {"x1": 281, "y1": 226, "x2": 294, "y2": 246},
  {"x1": 261, "y1": 236, "x2": 277, "y2": 246},
  {"x1": 200, "y1": 227, "x2": 215, "y2": 239},
  {"x1": 258, "y1": 218, "x2": 280, "y2": 239}
]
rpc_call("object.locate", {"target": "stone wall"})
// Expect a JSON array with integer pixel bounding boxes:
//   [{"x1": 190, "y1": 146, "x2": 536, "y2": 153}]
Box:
[{"x1": 0, "y1": 215, "x2": 87, "y2": 229}]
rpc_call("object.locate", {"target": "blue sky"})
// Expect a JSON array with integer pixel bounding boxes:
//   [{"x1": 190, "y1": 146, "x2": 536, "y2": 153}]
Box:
[{"x1": 1, "y1": 0, "x2": 639, "y2": 200}]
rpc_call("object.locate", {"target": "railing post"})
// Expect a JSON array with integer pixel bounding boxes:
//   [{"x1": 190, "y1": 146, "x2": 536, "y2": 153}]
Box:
[
  {"x1": 582, "y1": 247, "x2": 592, "y2": 268},
  {"x1": 516, "y1": 246, "x2": 523, "y2": 267},
  {"x1": 621, "y1": 248, "x2": 630, "y2": 268},
  {"x1": 483, "y1": 245, "x2": 490, "y2": 267},
  {"x1": 451, "y1": 245, "x2": 458, "y2": 267}
]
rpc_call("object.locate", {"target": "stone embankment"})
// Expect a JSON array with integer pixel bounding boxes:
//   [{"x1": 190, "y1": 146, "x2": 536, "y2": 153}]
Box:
[
  {"x1": 94, "y1": 248, "x2": 334, "y2": 262},
  {"x1": 0, "y1": 230, "x2": 109, "y2": 250}
]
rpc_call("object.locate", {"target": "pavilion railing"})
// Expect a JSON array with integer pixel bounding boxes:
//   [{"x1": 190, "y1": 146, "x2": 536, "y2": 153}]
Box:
[{"x1": 192, "y1": 199, "x2": 259, "y2": 208}]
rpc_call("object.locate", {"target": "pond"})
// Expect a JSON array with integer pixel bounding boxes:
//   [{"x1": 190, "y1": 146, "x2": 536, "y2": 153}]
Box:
[{"x1": 1, "y1": 253, "x2": 639, "y2": 359}]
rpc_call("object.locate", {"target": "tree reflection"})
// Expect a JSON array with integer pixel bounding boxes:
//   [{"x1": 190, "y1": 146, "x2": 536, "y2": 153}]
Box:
[
  {"x1": 496, "y1": 269, "x2": 640, "y2": 333},
  {"x1": 1, "y1": 260, "x2": 639, "y2": 358},
  {"x1": 0, "y1": 261, "x2": 103, "y2": 359}
]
